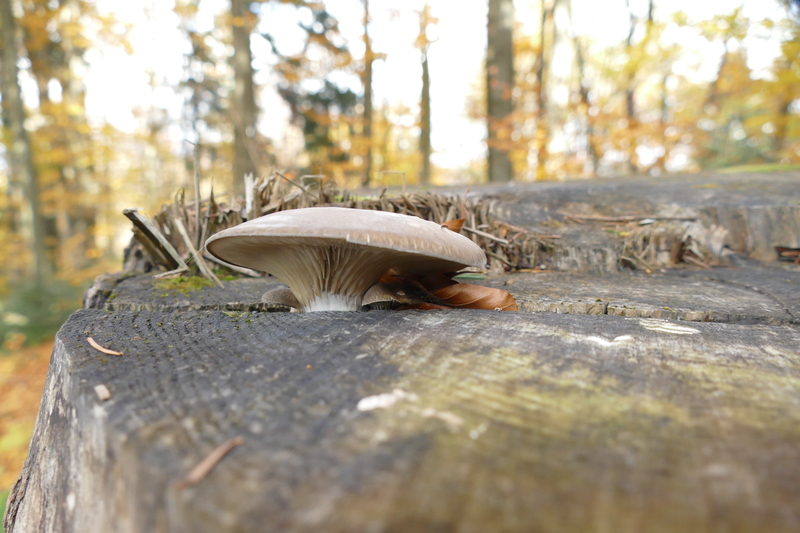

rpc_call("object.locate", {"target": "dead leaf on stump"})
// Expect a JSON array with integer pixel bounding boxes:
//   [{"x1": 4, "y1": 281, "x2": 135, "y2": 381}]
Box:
[
  {"x1": 440, "y1": 218, "x2": 466, "y2": 233},
  {"x1": 776, "y1": 246, "x2": 800, "y2": 264},
  {"x1": 367, "y1": 271, "x2": 518, "y2": 312},
  {"x1": 431, "y1": 283, "x2": 518, "y2": 311}
]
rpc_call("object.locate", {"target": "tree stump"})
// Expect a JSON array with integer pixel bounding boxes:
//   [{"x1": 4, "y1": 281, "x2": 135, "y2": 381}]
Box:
[{"x1": 6, "y1": 171, "x2": 800, "y2": 533}]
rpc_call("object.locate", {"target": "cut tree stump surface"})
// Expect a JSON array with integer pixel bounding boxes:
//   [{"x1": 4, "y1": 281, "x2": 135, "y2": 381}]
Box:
[
  {"x1": 473, "y1": 263, "x2": 800, "y2": 324},
  {"x1": 6, "y1": 308, "x2": 800, "y2": 533},
  {"x1": 7, "y1": 170, "x2": 800, "y2": 533},
  {"x1": 481, "y1": 170, "x2": 800, "y2": 270},
  {"x1": 90, "y1": 262, "x2": 800, "y2": 325},
  {"x1": 102, "y1": 275, "x2": 287, "y2": 312}
]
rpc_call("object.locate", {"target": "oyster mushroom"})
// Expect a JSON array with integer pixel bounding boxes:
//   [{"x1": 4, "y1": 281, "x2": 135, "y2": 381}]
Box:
[{"x1": 205, "y1": 207, "x2": 486, "y2": 312}]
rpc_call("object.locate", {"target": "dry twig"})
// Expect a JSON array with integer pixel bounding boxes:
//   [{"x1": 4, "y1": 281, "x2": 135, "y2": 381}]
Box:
[
  {"x1": 174, "y1": 436, "x2": 245, "y2": 490},
  {"x1": 87, "y1": 337, "x2": 123, "y2": 356}
]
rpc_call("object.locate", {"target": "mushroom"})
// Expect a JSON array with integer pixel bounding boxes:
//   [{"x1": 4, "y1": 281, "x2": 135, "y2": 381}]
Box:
[
  {"x1": 204, "y1": 207, "x2": 487, "y2": 312},
  {"x1": 261, "y1": 286, "x2": 301, "y2": 310},
  {"x1": 360, "y1": 280, "x2": 434, "y2": 310}
]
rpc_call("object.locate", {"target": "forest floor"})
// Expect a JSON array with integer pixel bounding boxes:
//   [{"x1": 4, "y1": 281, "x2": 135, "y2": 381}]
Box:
[{"x1": 0, "y1": 338, "x2": 52, "y2": 528}]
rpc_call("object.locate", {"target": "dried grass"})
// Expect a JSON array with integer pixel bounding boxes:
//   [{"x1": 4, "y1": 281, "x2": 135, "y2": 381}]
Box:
[{"x1": 124, "y1": 174, "x2": 551, "y2": 277}]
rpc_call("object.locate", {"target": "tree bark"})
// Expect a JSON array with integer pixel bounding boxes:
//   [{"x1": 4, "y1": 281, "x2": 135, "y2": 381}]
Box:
[
  {"x1": 0, "y1": 0, "x2": 49, "y2": 284},
  {"x1": 360, "y1": 0, "x2": 374, "y2": 187},
  {"x1": 572, "y1": 32, "x2": 599, "y2": 176},
  {"x1": 419, "y1": 49, "x2": 431, "y2": 185},
  {"x1": 623, "y1": 0, "x2": 639, "y2": 174},
  {"x1": 59, "y1": 0, "x2": 95, "y2": 271},
  {"x1": 486, "y1": 0, "x2": 515, "y2": 182},
  {"x1": 534, "y1": 0, "x2": 556, "y2": 181},
  {"x1": 773, "y1": 97, "x2": 791, "y2": 158},
  {"x1": 230, "y1": 0, "x2": 257, "y2": 198}
]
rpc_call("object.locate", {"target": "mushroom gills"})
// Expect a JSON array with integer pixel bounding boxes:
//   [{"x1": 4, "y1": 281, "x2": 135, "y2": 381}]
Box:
[{"x1": 263, "y1": 244, "x2": 398, "y2": 312}]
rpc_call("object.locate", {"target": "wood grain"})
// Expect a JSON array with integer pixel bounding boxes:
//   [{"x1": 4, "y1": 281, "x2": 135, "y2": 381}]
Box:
[{"x1": 6, "y1": 308, "x2": 800, "y2": 532}]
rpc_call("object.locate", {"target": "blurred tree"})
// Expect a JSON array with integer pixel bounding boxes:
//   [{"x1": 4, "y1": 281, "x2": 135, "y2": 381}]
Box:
[
  {"x1": 765, "y1": 13, "x2": 800, "y2": 160},
  {"x1": 689, "y1": 8, "x2": 767, "y2": 168},
  {"x1": 20, "y1": 0, "x2": 110, "y2": 274},
  {"x1": 620, "y1": 0, "x2": 651, "y2": 173},
  {"x1": 416, "y1": 4, "x2": 437, "y2": 185},
  {"x1": 566, "y1": 0, "x2": 599, "y2": 176},
  {"x1": 262, "y1": 4, "x2": 358, "y2": 182},
  {"x1": 533, "y1": 0, "x2": 557, "y2": 181},
  {"x1": 360, "y1": 0, "x2": 373, "y2": 186},
  {"x1": 0, "y1": 0, "x2": 48, "y2": 283},
  {"x1": 371, "y1": 100, "x2": 420, "y2": 185},
  {"x1": 175, "y1": 1, "x2": 237, "y2": 198},
  {"x1": 486, "y1": 0, "x2": 515, "y2": 182},
  {"x1": 231, "y1": 0, "x2": 257, "y2": 196},
  {"x1": 2, "y1": 0, "x2": 132, "y2": 282}
]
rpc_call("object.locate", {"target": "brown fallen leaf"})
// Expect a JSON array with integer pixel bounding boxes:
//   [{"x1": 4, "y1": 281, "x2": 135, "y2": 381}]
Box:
[
  {"x1": 87, "y1": 337, "x2": 123, "y2": 356},
  {"x1": 440, "y1": 218, "x2": 465, "y2": 233},
  {"x1": 776, "y1": 246, "x2": 800, "y2": 264},
  {"x1": 174, "y1": 436, "x2": 244, "y2": 490},
  {"x1": 367, "y1": 271, "x2": 518, "y2": 312},
  {"x1": 431, "y1": 283, "x2": 518, "y2": 311}
]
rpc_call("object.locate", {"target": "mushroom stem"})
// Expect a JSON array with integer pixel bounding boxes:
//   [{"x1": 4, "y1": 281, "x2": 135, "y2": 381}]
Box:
[{"x1": 304, "y1": 293, "x2": 363, "y2": 312}]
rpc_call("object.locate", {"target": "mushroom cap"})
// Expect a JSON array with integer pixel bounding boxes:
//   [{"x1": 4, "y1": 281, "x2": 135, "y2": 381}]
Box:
[
  {"x1": 205, "y1": 207, "x2": 486, "y2": 275},
  {"x1": 204, "y1": 207, "x2": 486, "y2": 311}
]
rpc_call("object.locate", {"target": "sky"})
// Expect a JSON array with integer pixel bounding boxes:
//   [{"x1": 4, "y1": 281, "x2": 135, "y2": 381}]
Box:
[{"x1": 84, "y1": 0, "x2": 789, "y2": 173}]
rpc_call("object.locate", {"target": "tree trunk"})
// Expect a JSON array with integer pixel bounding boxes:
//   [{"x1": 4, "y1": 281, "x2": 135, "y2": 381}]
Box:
[
  {"x1": 380, "y1": 102, "x2": 392, "y2": 172},
  {"x1": 773, "y1": 97, "x2": 791, "y2": 159},
  {"x1": 419, "y1": 52, "x2": 432, "y2": 185},
  {"x1": 0, "y1": 0, "x2": 49, "y2": 284},
  {"x1": 486, "y1": 0, "x2": 515, "y2": 182},
  {"x1": 360, "y1": 0, "x2": 374, "y2": 187},
  {"x1": 59, "y1": 0, "x2": 95, "y2": 272},
  {"x1": 623, "y1": 0, "x2": 639, "y2": 174},
  {"x1": 534, "y1": 0, "x2": 556, "y2": 181},
  {"x1": 230, "y1": 0, "x2": 257, "y2": 198},
  {"x1": 572, "y1": 32, "x2": 599, "y2": 176}
]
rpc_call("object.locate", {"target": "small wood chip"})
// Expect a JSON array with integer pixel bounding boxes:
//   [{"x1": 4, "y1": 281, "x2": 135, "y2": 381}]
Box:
[
  {"x1": 94, "y1": 384, "x2": 112, "y2": 401},
  {"x1": 174, "y1": 436, "x2": 244, "y2": 490},
  {"x1": 87, "y1": 337, "x2": 123, "y2": 356}
]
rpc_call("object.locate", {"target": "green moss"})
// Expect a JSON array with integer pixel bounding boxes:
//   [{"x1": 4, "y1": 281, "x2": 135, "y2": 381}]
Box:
[{"x1": 155, "y1": 276, "x2": 215, "y2": 296}]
